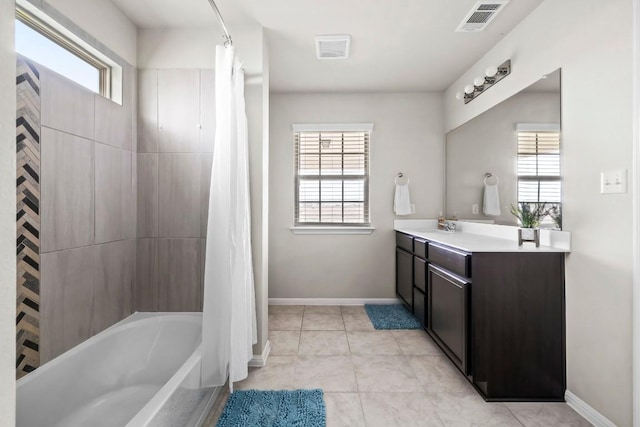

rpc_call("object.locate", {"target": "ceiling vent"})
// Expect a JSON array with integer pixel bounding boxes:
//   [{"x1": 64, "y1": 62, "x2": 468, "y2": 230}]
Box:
[
  {"x1": 456, "y1": 1, "x2": 510, "y2": 32},
  {"x1": 315, "y1": 35, "x2": 351, "y2": 59}
]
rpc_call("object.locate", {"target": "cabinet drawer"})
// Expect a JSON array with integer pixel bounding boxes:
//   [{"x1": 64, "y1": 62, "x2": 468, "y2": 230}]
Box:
[
  {"x1": 413, "y1": 287, "x2": 426, "y2": 328},
  {"x1": 396, "y1": 232, "x2": 414, "y2": 253},
  {"x1": 414, "y1": 257, "x2": 427, "y2": 292},
  {"x1": 414, "y1": 239, "x2": 428, "y2": 259},
  {"x1": 429, "y1": 244, "x2": 471, "y2": 278}
]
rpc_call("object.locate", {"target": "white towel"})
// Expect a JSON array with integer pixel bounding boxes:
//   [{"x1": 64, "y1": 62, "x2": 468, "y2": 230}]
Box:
[
  {"x1": 394, "y1": 183, "x2": 413, "y2": 215},
  {"x1": 483, "y1": 182, "x2": 501, "y2": 216}
]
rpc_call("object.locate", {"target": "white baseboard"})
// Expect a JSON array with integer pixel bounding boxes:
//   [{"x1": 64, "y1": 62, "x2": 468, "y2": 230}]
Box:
[
  {"x1": 268, "y1": 298, "x2": 402, "y2": 306},
  {"x1": 565, "y1": 390, "x2": 617, "y2": 427},
  {"x1": 248, "y1": 340, "x2": 271, "y2": 367}
]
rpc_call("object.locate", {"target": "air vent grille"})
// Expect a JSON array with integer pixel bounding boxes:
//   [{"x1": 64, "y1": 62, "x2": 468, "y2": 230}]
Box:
[
  {"x1": 315, "y1": 35, "x2": 351, "y2": 60},
  {"x1": 477, "y1": 4, "x2": 502, "y2": 11},
  {"x1": 456, "y1": 0, "x2": 510, "y2": 32}
]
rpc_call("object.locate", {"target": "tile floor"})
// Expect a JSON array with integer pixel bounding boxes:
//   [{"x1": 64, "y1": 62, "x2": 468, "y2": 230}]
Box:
[{"x1": 205, "y1": 305, "x2": 592, "y2": 426}]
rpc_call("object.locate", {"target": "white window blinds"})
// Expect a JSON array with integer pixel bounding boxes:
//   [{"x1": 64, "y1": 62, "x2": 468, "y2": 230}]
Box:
[
  {"x1": 517, "y1": 130, "x2": 561, "y2": 205},
  {"x1": 294, "y1": 130, "x2": 370, "y2": 225}
]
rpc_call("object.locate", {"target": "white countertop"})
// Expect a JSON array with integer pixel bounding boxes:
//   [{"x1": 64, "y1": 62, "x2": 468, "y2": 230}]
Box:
[{"x1": 394, "y1": 220, "x2": 570, "y2": 253}]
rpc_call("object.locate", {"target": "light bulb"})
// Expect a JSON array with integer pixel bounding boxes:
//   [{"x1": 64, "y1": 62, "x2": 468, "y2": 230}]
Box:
[
  {"x1": 464, "y1": 85, "x2": 475, "y2": 94},
  {"x1": 474, "y1": 76, "x2": 485, "y2": 86},
  {"x1": 485, "y1": 65, "x2": 498, "y2": 77},
  {"x1": 455, "y1": 92, "x2": 463, "y2": 100}
]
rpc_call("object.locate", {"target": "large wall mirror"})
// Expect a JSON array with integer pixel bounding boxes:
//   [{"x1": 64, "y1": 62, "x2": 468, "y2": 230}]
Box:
[{"x1": 445, "y1": 69, "x2": 562, "y2": 229}]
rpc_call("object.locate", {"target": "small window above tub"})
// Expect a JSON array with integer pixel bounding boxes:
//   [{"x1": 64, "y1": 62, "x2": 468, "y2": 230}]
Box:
[{"x1": 15, "y1": 5, "x2": 121, "y2": 102}]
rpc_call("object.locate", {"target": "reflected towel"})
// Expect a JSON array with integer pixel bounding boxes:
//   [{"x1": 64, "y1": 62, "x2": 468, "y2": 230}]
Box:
[
  {"x1": 483, "y1": 183, "x2": 501, "y2": 216},
  {"x1": 394, "y1": 183, "x2": 412, "y2": 216}
]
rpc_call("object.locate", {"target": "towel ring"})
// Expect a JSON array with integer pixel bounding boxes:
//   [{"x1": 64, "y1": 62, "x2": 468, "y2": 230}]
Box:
[
  {"x1": 395, "y1": 173, "x2": 409, "y2": 185},
  {"x1": 484, "y1": 173, "x2": 499, "y2": 186}
]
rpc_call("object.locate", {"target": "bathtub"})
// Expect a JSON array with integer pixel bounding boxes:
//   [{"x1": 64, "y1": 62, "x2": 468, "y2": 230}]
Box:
[{"x1": 17, "y1": 313, "x2": 221, "y2": 427}]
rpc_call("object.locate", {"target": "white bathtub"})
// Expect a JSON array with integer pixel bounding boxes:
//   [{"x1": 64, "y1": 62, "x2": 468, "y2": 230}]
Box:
[{"x1": 17, "y1": 313, "x2": 220, "y2": 427}]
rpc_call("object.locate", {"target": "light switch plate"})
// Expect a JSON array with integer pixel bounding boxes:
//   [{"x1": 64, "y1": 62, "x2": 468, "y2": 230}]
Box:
[{"x1": 601, "y1": 169, "x2": 627, "y2": 194}]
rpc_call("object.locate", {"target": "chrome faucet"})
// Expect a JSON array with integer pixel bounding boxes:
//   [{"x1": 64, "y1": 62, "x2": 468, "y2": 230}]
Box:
[{"x1": 444, "y1": 221, "x2": 457, "y2": 232}]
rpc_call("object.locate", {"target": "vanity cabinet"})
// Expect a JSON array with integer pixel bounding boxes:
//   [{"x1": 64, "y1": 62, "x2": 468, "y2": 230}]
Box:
[{"x1": 394, "y1": 230, "x2": 565, "y2": 402}]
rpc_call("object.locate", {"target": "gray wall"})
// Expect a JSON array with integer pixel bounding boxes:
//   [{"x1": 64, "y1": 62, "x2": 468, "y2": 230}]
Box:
[
  {"x1": 269, "y1": 92, "x2": 444, "y2": 299},
  {"x1": 39, "y1": 63, "x2": 137, "y2": 363},
  {"x1": 446, "y1": 92, "x2": 560, "y2": 224},
  {"x1": 443, "y1": 0, "x2": 633, "y2": 424},
  {"x1": 136, "y1": 69, "x2": 215, "y2": 312},
  {"x1": 0, "y1": 0, "x2": 16, "y2": 423}
]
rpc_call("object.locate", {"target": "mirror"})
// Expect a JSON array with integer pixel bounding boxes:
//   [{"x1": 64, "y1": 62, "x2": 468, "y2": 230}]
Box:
[{"x1": 445, "y1": 69, "x2": 562, "y2": 228}]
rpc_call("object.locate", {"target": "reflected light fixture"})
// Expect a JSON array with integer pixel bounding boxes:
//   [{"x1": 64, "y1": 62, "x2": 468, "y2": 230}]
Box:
[
  {"x1": 320, "y1": 139, "x2": 331, "y2": 149},
  {"x1": 458, "y1": 60, "x2": 511, "y2": 104}
]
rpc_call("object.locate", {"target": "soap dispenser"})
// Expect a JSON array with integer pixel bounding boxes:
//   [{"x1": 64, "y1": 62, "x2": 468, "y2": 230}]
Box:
[{"x1": 437, "y1": 212, "x2": 445, "y2": 230}]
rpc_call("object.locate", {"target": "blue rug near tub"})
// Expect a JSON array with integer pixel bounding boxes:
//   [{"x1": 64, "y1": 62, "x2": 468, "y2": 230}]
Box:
[
  {"x1": 216, "y1": 389, "x2": 326, "y2": 427},
  {"x1": 365, "y1": 304, "x2": 422, "y2": 329}
]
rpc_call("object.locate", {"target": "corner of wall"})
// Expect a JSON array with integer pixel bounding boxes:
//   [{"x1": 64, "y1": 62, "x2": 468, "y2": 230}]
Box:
[{"x1": 0, "y1": 0, "x2": 17, "y2": 424}]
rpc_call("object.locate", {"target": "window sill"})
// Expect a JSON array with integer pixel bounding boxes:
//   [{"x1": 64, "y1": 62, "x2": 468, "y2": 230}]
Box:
[{"x1": 290, "y1": 226, "x2": 376, "y2": 235}]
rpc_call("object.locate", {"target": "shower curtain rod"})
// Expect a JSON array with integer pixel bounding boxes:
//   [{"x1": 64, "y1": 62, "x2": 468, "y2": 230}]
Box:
[{"x1": 206, "y1": 0, "x2": 232, "y2": 46}]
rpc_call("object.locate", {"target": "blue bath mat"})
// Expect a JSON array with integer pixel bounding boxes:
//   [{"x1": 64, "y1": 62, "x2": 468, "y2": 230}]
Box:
[
  {"x1": 365, "y1": 304, "x2": 422, "y2": 329},
  {"x1": 216, "y1": 389, "x2": 326, "y2": 427}
]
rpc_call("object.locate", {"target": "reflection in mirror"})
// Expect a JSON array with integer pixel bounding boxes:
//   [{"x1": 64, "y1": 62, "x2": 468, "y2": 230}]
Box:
[{"x1": 445, "y1": 69, "x2": 562, "y2": 229}]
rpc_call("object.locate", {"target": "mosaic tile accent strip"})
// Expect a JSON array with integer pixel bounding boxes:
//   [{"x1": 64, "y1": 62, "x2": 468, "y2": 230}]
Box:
[{"x1": 16, "y1": 57, "x2": 41, "y2": 378}]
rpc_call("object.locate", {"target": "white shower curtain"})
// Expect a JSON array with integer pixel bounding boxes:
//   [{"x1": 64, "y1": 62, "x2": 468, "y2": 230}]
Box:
[{"x1": 201, "y1": 46, "x2": 257, "y2": 389}]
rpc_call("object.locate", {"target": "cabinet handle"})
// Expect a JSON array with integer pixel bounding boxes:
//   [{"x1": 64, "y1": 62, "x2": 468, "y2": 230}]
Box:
[
  {"x1": 430, "y1": 243, "x2": 468, "y2": 257},
  {"x1": 158, "y1": 124, "x2": 163, "y2": 132}
]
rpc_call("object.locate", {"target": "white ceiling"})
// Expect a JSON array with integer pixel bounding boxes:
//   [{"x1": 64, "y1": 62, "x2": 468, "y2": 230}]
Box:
[{"x1": 111, "y1": 0, "x2": 544, "y2": 92}]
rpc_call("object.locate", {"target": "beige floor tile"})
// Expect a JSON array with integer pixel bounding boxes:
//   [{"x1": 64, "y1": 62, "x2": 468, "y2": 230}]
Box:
[
  {"x1": 269, "y1": 305, "x2": 305, "y2": 314},
  {"x1": 302, "y1": 312, "x2": 345, "y2": 330},
  {"x1": 299, "y1": 331, "x2": 350, "y2": 356},
  {"x1": 392, "y1": 329, "x2": 442, "y2": 355},
  {"x1": 352, "y1": 355, "x2": 423, "y2": 392},
  {"x1": 341, "y1": 305, "x2": 366, "y2": 315},
  {"x1": 294, "y1": 356, "x2": 358, "y2": 392},
  {"x1": 408, "y1": 355, "x2": 473, "y2": 394},
  {"x1": 347, "y1": 331, "x2": 402, "y2": 355},
  {"x1": 324, "y1": 393, "x2": 366, "y2": 427},
  {"x1": 234, "y1": 356, "x2": 296, "y2": 390},
  {"x1": 360, "y1": 392, "x2": 444, "y2": 427},
  {"x1": 427, "y1": 388, "x2": 523, "y2": 426},
  {"x1": 269, "y1": 330, "x2": 301, "y2": 355},
  {"x1": 305, "y1": 305, "x2": 342, "y2": 314},
  {"x1": 505, "y1": 402, "x2": 593, "y2": 427},
  {"x1": 342, "y1": 313, "x2": 375, "y2": 331},
  {"x1": 269, "y1": 312, "x2": 303, "y2": 331}
]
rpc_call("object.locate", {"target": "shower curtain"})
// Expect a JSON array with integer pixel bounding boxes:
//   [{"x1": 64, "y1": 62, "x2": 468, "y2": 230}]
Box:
[{"x1": 201, "y1": 46, "x2": 257, "y2": 389}]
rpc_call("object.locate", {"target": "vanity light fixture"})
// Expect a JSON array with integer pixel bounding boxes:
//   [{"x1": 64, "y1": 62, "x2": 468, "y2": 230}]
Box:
[{"x1": 459, "y1": 60, "x2": 511, "y2": 104}]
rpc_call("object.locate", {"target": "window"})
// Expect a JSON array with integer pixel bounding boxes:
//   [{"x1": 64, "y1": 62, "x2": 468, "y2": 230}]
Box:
[
  {"x1": 15, "y1": 7, "x2": 111, "y2": 96},
  {"x1": 294, "y1": 125, "x2": 372, "y2": 226},
  {"x1": 516, "y1": 125, "x2": 561, "y2": 227}
]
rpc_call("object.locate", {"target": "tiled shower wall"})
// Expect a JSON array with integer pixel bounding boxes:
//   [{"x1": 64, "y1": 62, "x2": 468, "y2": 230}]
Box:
[
  {"x1": 38, "y1": 62, "x2": 137, "y2": 363},
  {"x1": 135, "y1": 69, "x2": 215, "y2": 312}
]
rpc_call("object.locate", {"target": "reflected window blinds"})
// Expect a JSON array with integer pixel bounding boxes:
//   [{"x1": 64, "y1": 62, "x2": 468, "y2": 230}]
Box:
[
  {"x1": 294, "y1": 130, "x2": 370, "y2": 225},
  {"x1": 517, "y1": 130, "x2": 561, "y2": 207}
]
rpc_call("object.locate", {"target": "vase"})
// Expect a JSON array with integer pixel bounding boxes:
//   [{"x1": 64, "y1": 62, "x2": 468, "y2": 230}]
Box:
[{"x1": 518, "y1": 228, "x2": 540, "y2": 247}]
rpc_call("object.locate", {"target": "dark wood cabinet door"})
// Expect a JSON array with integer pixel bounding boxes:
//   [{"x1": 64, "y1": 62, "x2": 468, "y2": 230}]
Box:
[
  {"x1": 413, "y1": 287, "x2": 426, "y2": 327},
  {"x1": 428, "y1": 265, "x2": 469, "y2": 374},
  {"x1": 396, "y1": 248, "x2": 413, "y2": 309}
]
